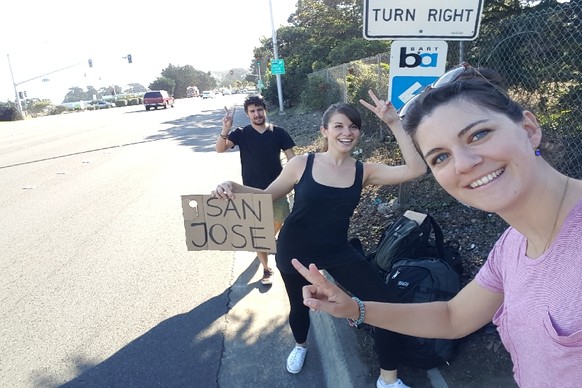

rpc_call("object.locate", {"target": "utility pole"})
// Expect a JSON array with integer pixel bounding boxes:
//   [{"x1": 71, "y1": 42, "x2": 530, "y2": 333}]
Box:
[
  {"x1": 7, "y1": 54, "x2": 23, "y2": 116},
  {"x1": 268, "y1": 0, "x2": 284, "y2": 114},
  {"x1": 257, "y1": 61, "x2": 263, "y2": 91}
]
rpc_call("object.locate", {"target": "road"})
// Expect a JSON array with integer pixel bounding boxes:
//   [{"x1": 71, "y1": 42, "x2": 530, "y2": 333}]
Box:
[{"x1": 0, "y1": 95, "x2": 263, "y2": 387}]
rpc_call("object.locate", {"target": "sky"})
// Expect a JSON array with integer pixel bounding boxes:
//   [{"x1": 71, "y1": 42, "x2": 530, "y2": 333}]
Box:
[{"x1": 0, "y1": 0, "x2": 298, "y2": 104}]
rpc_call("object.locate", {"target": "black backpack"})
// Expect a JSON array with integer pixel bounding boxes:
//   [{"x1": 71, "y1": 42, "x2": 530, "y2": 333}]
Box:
[
  {"x1": 369, "y1": 211, "x2": 463, "y2": 277},
  {"x1": 359, "y1": 211, "x2": 464, "y2": 370},
  {"x1": 384, "y1": 257, "x2": 462, "y2": 369}
]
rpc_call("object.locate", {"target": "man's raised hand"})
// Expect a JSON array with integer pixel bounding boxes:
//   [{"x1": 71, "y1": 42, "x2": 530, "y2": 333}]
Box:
[{"x1": 222, "y1": 106, "x2": 236, "y2": 129}]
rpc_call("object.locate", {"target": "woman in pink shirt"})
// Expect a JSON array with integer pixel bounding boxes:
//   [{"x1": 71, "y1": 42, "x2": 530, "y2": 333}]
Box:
[{"x1": 292, "y1": 65, "x2": 582, "y2": 387}]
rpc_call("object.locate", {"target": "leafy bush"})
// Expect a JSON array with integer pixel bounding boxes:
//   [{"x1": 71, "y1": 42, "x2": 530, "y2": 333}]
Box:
[
  {"x1": 300, "y1": 75, "x2": 341, "y2": 111},
  {"x1": 49, "y1": 105, "x2": 68, "y2": 115},
  {"x1": 26, "y1": 100, "x2": 53, "y2": 117},
  {"x1": 115, "y1": 100, "x2": 128, "y2": 107},
  {"x1": 343, "y1": 61, "x2": 388, "y2": 135},
  {"x1": 0, "y1": 103, "x2": 22, "y2": 121}
]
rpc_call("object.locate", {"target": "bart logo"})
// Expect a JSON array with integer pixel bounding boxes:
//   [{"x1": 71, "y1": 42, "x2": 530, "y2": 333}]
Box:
[{"x1": 399, "y1": 47, "x2": 439, "y2": 68}]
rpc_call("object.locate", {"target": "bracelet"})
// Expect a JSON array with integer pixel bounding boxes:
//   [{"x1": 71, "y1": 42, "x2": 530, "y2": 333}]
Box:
[
  {"x1": 219, "y1": 133, "x2": 228, "y2": 139},
  {"x1": 347, "y1": 297, "x2": 365, "y2": 328}
]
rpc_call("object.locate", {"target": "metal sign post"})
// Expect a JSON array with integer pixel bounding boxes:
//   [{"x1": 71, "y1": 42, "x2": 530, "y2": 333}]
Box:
[{"x1": 269, "y1": 0, "x2": 285, "y2": 113}]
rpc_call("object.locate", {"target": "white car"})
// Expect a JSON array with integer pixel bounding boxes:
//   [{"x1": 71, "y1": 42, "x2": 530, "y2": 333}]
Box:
[
  {"x1": 89, "y1": 100, "x2": 115, "y2": 109},
  {"x1": 202, "y1": 91, "x2": 214, "y2": 99}
]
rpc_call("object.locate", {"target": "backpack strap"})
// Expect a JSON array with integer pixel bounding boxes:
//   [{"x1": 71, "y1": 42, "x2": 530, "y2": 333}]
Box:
[{"x1": 427, "y1": 214, "x2": 445, "y2": 258}]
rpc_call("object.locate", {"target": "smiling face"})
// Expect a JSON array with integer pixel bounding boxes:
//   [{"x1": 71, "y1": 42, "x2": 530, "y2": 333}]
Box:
[
  {"x1": 245, "y1": 103, "x2": 266, "y2": 126},
  {"x1": 321, "y1": 112, "x2": 361, "y2": 152},
  {"x1": 415, "y1": 100, "x2": 541, "y2": 213}
]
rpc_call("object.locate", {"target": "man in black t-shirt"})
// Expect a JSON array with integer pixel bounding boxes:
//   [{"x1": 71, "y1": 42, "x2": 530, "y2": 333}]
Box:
[{"x1": 215, "y1": 95, "x2": 296, "y2": 285}]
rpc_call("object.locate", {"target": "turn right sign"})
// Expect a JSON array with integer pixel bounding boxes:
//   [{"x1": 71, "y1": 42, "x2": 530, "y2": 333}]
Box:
[{"x1": 364, "y1": 0, "x2": 484, "y2": 41}]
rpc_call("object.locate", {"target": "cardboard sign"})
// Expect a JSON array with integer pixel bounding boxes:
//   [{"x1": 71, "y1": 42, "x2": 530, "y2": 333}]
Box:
[{"x1": 181, "y1": 194, "x2": 276, "y2": 253}]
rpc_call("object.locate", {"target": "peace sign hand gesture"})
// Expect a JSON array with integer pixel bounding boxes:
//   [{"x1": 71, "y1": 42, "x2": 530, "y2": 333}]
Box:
[
  {"x1": 222, "y1": 106, "x2": 236, "y2": 130},
  {"x1": 359, "y1": 90, "x2": 399, "y2": 126}
]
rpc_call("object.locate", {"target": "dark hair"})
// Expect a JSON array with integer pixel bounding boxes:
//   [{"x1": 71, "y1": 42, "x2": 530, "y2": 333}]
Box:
[
  {"x1": 243, "y1": 95, "x2": 266, "y2": 112},
  {"x1": 321, "y1": 103, "x2": 362, "y2": 129},
  {"x1": 401, "y1": 68, "x2": 525, "y2": 139}
]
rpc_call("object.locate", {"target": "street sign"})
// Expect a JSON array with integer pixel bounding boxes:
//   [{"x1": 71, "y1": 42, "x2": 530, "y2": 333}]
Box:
[
  {"x1": 388, "y1": 40, "x2": 448, "y2": 111},
  {"x1": 257, "y1": 79, "x2": 265, "y2": 89},
  {"x1": 271, "y1": 59, "x2": 285, "y2": 75},
  {"x1": 364, "y1": 0, "x2": 484, "y2": 41}
]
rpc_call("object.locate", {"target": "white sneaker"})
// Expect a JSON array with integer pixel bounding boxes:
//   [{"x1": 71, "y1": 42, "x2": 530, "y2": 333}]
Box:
[
  {"x1": 286, "y1": 346, "x2": 307, "y2": 374},
  {"x1": 377, "y1": 377, "x2": 411, "y2": 388}
]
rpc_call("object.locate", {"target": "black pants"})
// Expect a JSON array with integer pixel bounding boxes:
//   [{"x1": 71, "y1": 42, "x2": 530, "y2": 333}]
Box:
[{"x1": 280, "y1": 260, "x2": 404, "y2": 370}]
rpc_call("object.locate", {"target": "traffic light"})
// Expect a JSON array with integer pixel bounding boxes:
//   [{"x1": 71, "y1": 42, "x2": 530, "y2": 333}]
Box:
[
  {"x1": 88, "y1": 59, "x2": 93, "y2": 68},
  {"x1": 127, "y1": 54, "x2": 132, "y2": 63},
  {"x1": 18, "y1": 91, "x2": 24, "y2": 99}
]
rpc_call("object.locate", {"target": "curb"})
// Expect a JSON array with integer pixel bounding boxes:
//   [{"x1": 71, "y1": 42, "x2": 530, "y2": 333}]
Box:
[
  {"x1": 311, "y1": 271, "x2": 370, "y2": 388},
  {"x1": 311, "y1": 308, "x2": 370, "y2": 387}
]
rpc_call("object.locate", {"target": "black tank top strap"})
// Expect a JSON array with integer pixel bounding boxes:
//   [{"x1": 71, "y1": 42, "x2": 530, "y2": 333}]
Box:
[
  {"x1": 306, "y1": 152, "x2": 315, "y2": 171},
  {"x1": 355, "y1": 160, "x2": 363, "y2": 190},
  {"x1": 302, "y1": 152, "x2": 316, "y2": 184}
]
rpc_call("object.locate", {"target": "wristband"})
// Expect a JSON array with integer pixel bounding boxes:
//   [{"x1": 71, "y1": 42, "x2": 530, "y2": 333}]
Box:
[
  {"x1": 219, "y1": 133, "x2": 228, "y2": 139},
  {"x1": 347, "y1": 297, "x2": 365, "y2": 328}
]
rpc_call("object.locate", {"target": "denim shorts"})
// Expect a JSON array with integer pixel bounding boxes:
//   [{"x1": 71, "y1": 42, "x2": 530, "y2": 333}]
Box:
[{"x1": 273, "y1": 196, "x2": 291, "y2": 223}]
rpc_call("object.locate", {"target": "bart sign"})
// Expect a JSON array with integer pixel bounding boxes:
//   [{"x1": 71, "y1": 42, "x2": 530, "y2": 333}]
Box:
[
  {"x1": 364, "y1": 0, "x2": 484, "y2": 41},
  {"x1": 181, "y1": 194, "x2": 276, "y2": 253}
]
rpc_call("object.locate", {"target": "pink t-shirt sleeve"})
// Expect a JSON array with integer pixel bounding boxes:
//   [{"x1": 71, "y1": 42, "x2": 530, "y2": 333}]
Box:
[{"x1": 475, "y1": 227, "x2": 514, "y2": 294}]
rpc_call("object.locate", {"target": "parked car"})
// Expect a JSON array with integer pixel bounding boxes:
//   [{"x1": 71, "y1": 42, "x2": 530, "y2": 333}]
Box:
[
  {"x1": 202, "y1": 91, "x2": 216, "y2": 99},
  {"x1": 89, "y1": 100, "x2": 115, "y2": 109},
  {"x1": 61, "y1": 101, "x2": 86, "y2": 111},
  {"x1": 143, "y1": 90, "x2": 175, "y2": 111}
]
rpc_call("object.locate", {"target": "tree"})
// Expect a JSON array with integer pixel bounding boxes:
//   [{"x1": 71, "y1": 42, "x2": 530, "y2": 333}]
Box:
[
  {"x1": 148, "y1": 76, "x2": 176, "y2": 95},
  {"x1": 85, "y1": 85, "x2": 98, "y2": 100},
  {"x1": 63, "y1": 87, "x2": 86, "y2": 103},
  {"x1": 219, "y1": 68, "x2": 246, "y2": 88},
  {"x1": 124, "y1": 83, "x2": 147, "y2": 94},
  {"x1": 160, "y1": 64, "x2": 216, "y2": 98}
]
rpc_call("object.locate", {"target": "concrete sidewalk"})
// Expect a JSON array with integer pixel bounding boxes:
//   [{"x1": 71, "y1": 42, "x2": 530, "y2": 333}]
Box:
[{"x1": 218, "y1": 252, "x2": 369, "y2": 388}]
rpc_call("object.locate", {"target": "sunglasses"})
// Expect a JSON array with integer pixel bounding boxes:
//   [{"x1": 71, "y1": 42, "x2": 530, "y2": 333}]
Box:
[{"x1": 398, "y1": 62, "x2": 473, "y2": 118}]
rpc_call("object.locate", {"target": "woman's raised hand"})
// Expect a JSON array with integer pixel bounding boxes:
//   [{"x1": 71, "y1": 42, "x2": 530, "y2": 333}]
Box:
[
  {"x1": 291, "y1": 259, "x2": 360, "y2": 320},
  {"x1": 212, "y1": 181, "x2": 235, "y2": 199},
  {"x1": 359, "y1": 90, "x2": 399, "y2": 126}
]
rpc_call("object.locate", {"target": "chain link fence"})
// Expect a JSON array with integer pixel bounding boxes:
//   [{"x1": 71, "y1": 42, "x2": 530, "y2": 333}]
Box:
[{"x1": 309, "y1": 2, "x2": 581, "y2": 179}]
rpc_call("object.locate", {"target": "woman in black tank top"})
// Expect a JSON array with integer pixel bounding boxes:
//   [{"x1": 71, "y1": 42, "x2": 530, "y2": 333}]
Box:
[{"x1": 212, "y1": 91, "x2": 426, "y2": 388}]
